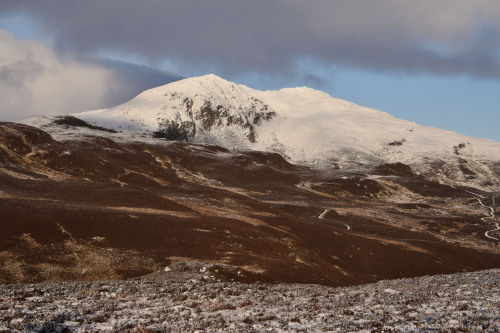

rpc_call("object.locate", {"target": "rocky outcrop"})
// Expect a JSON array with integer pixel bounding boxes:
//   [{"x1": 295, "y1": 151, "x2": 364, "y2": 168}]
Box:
[
  {"x1": 52, "y1": 115, "x2": 117, "y2": 133},
  {"x1": 375, "y1": 162, "x2": 417, "y2": 177},
  {"x1": 154, "y1": 96, "x2": 276, "y2": 143}
]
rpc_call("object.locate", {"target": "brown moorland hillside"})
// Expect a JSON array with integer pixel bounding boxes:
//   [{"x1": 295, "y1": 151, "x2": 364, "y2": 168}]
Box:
[{"x1": 1, "y1": 122, "x2": 499, "y2": 286}]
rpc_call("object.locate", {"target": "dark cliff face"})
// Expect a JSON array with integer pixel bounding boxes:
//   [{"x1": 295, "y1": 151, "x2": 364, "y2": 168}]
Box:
[
  {"x1": 153, "y1": 119, "x2": 196, "y2": 141},
  {"x1": 1, "y1": 122, "x2": 499, "y2": 286},
  {"x1": 153, "y1": 96, "x2": 276, "y2": 143}
]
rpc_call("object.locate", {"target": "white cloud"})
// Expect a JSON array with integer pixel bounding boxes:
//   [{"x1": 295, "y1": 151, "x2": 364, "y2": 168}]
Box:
[
  {"x1": 0, "y1": 29, "x2": 179, "y2": 121},
  {"x1": 0, "y1": 29, "x2": 114, "y2": 120}
]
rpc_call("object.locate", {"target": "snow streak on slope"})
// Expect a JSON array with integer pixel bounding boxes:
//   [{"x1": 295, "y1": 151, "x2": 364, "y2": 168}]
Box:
[{"x1": 28, "y1": 74, "x2": 500, "y2": 186}]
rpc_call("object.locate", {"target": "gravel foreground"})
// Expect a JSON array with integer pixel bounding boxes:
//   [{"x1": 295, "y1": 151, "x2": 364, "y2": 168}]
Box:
[{"x1": 1, "y1": 264, "x2": 499, "y2": 333}]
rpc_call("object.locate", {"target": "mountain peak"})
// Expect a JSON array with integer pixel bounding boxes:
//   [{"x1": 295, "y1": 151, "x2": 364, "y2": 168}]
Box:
[
  {"x1": 195, "y1": 73, "x2": 228, "y2": 81},
  {"x1": 132, "y1": 74, "x2": 252, "y2": 103},
  {"x1": 168, "y1": 74, "x2": 241, "y2": 89},
  {"x1": 176, "y1": 74, "x2": 234, "y2": 86},
  {"x1": 72, "y1": 74, "x2": 276, "y2": 146}
]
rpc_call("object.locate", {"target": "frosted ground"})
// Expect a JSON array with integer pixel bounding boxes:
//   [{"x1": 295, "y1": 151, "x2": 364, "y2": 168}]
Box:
[{"x1": 1, "y1": 263, "x2": 498, "y2": 332}]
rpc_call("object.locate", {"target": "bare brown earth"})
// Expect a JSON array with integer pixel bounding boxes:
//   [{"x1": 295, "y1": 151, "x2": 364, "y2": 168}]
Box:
[{"x1": 0, "y1": 122, "x2": 499, "y2": 286}]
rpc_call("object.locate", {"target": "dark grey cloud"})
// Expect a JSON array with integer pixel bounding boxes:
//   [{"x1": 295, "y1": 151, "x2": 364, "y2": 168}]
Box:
[
  {"x1": 2, "y1": 0, "x2": 500, "y2": 80},
  {"x1": 0, "y1": 29, "x2": 180, "y2": 121}
]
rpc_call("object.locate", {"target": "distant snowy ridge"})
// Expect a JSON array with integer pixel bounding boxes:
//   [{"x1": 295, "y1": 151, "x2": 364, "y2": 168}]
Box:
[{"x1": 26, "y1": 74, "x2": 500, "y2": 188}]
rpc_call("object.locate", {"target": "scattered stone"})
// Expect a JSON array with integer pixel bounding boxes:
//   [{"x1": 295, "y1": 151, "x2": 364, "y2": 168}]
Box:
[{"x1": 1, "y1": 268, "x2": 498, "y2": 332}]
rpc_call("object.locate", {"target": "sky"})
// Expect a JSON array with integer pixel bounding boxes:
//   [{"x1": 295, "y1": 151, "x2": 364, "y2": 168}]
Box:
[{"x1": 0, "y1": 1, "x2": 499, "y2": 141}]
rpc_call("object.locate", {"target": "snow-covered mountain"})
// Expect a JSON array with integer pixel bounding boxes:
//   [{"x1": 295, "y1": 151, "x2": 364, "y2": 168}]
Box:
[
  {"x1": 25, "y1": 74, "x2": 500, "y2": 188},
  {"x1": 74, "y1": 74, "x2": 276, "y2": 147}
]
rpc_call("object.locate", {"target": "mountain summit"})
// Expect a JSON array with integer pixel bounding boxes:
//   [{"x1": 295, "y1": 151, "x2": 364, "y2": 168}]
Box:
[
  {"x1": 27, "y1": 74, "x2": 500, "y2": 188},
  {"x1": 75, "y1": 74, "x2": 277, "y2": 147}
]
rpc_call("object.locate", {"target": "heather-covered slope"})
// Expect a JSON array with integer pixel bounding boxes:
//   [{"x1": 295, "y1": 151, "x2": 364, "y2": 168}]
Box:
[{"x1": 1, "y1": 122, "x2": 499, "y2": 286}]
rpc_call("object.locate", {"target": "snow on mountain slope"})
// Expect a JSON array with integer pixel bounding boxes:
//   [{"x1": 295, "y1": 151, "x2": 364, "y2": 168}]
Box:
[
  {"x1": 253, "y1": 86, "x2": 499, "y2": 169},
  {"x1": 26, "y1": 74, "x2": 500, "y2": 187},
  {"x1": 74, "y1": 74, "x2": 276, "y2": 148}
]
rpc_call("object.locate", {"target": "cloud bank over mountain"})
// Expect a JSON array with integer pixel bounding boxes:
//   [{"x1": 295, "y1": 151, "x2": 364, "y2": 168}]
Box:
[{"x1": 1, "y1": 1, "x2": 500, "y2": 79}]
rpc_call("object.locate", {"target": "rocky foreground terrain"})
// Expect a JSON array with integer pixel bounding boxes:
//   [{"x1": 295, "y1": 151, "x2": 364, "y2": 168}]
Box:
[{"x1": 0, "y1": 263, "x2": 499, "y2": 332}]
